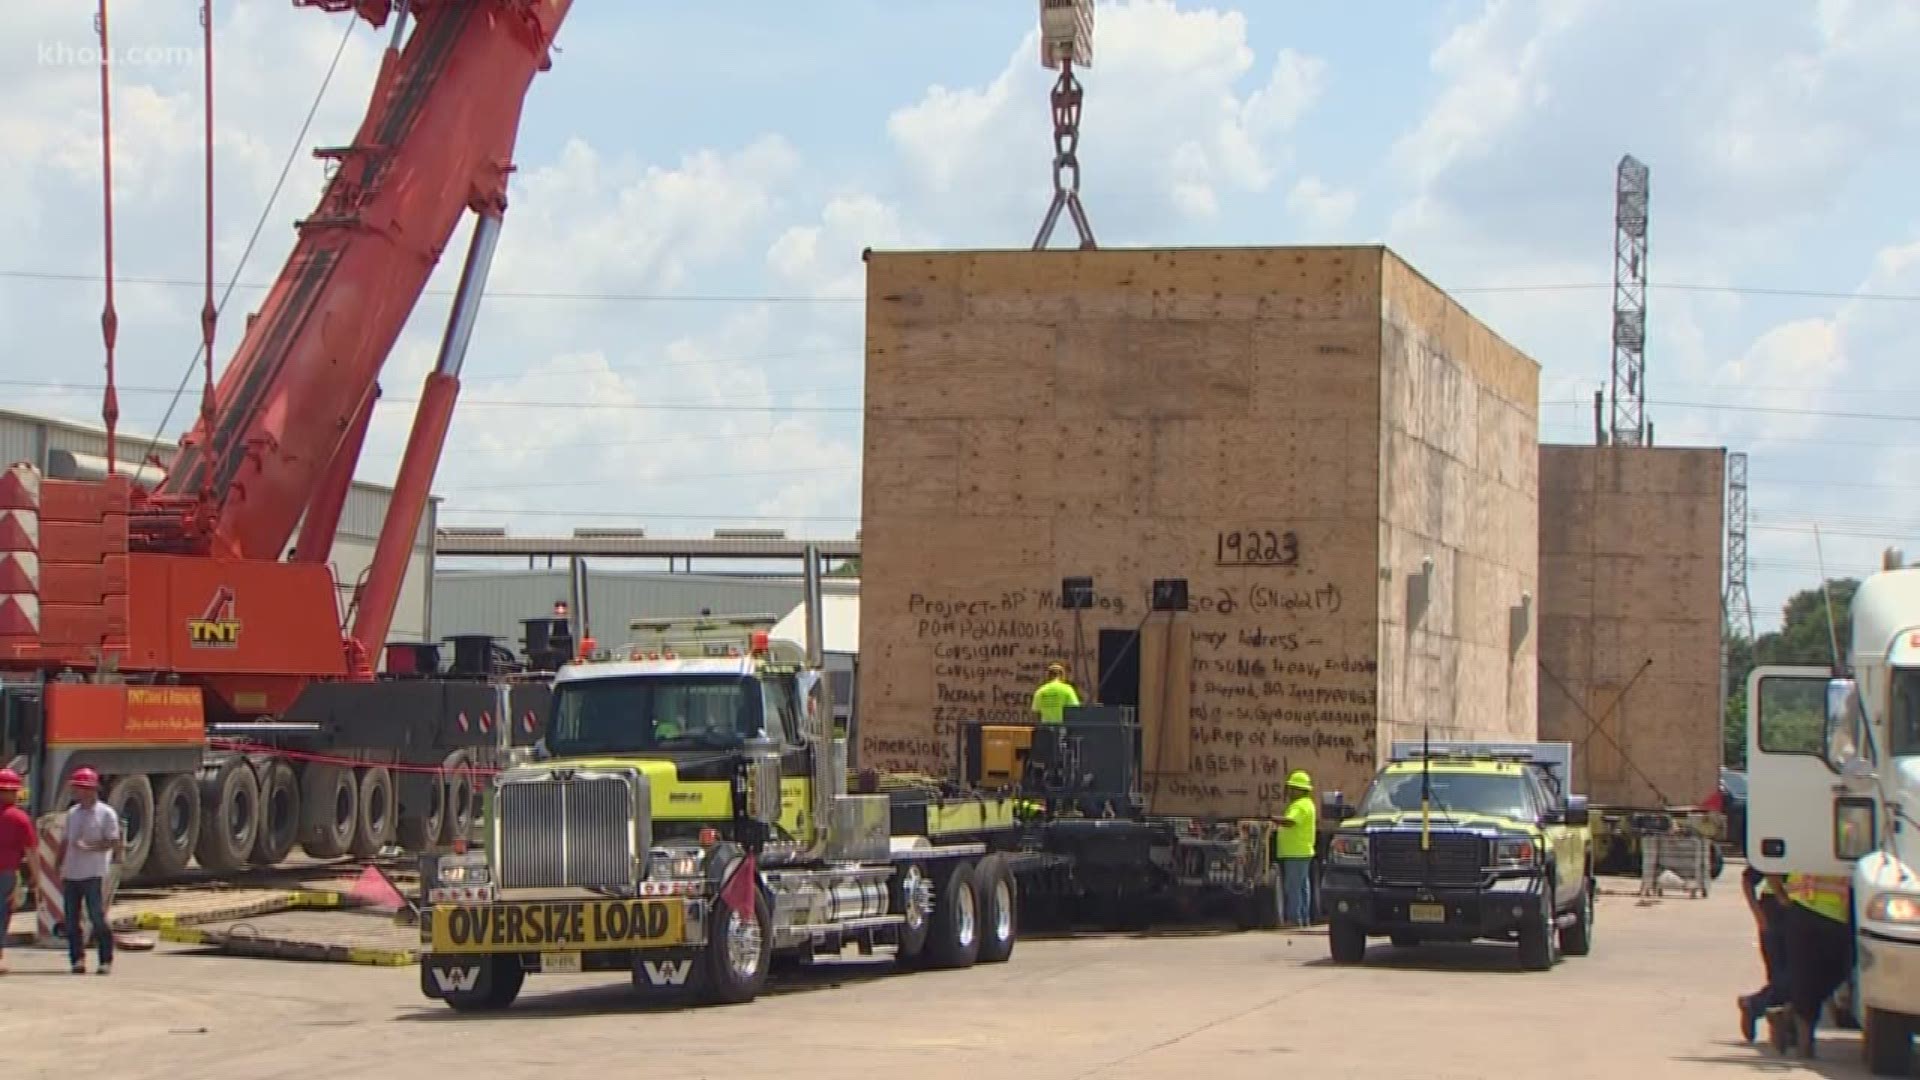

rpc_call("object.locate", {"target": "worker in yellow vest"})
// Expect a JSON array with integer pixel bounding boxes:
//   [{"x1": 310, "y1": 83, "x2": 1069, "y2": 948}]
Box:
[
  {"x1": 1271, "y1": 771, "x2": 1317, "y2": 927},
  {"x1": 1031, "y1": 663, "x2": 1080, "y2": 725},
  {"x1": 1772, "y1": 871, "x2": 1855, "y2": 1058}
]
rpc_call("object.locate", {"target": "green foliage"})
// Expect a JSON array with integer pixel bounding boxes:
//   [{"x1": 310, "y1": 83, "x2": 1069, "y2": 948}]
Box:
[{"x1": 1723, "y1": 577, "x2": 1857, "y2": 769}]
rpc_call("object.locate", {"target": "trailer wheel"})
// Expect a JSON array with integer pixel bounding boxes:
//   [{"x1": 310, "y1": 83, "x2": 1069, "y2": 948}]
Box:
[
  {"x1": 194, "y1": 759, "x2": 260, "y2": 873},
  {"x1": 888, "y1": 862, "x2": 933, "y2": 964},
  {"x1": 249, "y1": 758, "x2": 299, "y2": 867},
  {"x1": 349, "y1": 766, "x2": 395, "y2": 857},
  {"x1": 103, "y1": 774, "x2": 154, "y2": 881},
  {"x1": 922, "y1": 860, "x2": 982, "y2": 970},
  {"x1": 973, "y1": 854, "x2": 1017, "y2": 964},
  {"x1": 438, "y1": 752, "x2": 475, "y2": 848},
  {"x1": 700, "y1": 877, "x2": 771, "y2": 1005},
  {"x1": 395, "y1": 768, "x2": 446, "y2": 852},
  {"x1": 142, "y1": 773, "x2": 200, "y2": 880},
  {"x1": 299, "y1": 763, "x2": 358, "y2": 859}
]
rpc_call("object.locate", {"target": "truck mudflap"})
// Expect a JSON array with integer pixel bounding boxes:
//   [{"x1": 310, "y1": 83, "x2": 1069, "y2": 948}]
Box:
[
  {"x1": 421, "y1": 896, "x2": 703, "y2": 958},
  {"x1": 1859, "y1": 929, "x2": 1920, "y2": 1015}
]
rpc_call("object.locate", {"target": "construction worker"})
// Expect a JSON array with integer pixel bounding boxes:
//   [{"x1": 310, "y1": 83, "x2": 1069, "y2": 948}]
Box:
[
  {"x1": 1031, "y1": 662, "x2": 1080, "y2": 725},
  {"x1": 1769, "y1": 871, "x2": 1855, "y2": 1057},
  {"x1": 0, "y1": 769, "x2": 32, "y2": 974},
  {"x1": 1272, "y1": 770, "x2": 1317, "y2": 927},
  {"x1": 1736, "y1": 866, "x2": 1791, "y2": 1042},
  {"x1": 56, "y1": 767, "x2": 120, "y2": 975}
]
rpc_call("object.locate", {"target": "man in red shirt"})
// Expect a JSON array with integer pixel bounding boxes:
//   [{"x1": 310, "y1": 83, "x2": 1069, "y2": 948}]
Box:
[{"x1": 0, "y1": 769, "x2": 34, "y2": 974}]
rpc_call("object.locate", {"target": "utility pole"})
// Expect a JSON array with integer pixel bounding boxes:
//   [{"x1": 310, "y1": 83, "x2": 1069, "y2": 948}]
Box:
[
  {"x1": 1033, "y1": 0, "x2": 1097, "y2": 250},
  {"x1": 1609, "y1": 155, "x2": 1649, "y2": 446},
  {"x1": 1723, "y1": 451, "x2": 1753, "y2": 643}
]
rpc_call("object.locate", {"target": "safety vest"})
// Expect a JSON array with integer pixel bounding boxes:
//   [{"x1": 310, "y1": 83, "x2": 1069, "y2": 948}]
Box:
[{"x1": 1786, "y1": 873, "x2": 1850, "y2": 924}]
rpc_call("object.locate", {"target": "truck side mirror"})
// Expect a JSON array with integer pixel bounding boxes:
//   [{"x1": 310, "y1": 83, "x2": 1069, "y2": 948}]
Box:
[
  {"x1": 1824, "y1": 677, "x2": 1865, "y2": 771},
  {"x1": 1562, "y1": 795, "x2": 1590, "y2": 828}
]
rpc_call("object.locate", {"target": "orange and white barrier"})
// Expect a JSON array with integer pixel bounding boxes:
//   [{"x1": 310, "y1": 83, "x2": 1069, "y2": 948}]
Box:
[{"x1": 28, "y1": 814, "x2": 119, "y2": 950}]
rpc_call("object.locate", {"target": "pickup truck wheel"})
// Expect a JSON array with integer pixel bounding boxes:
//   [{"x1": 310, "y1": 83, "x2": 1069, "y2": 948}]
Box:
[
  {"x1": 1328, "y1": 918, "x2": 1367, "y2": 964},
  {"x1": 700, "y1": 879, "x2": 771, "y2": 1005},
  {"x1": 973, "y1": 854, "x2": 1018, "y2": 964},
  {"x1": 1864, "y1": 1008, "x2": 1915, "y2": 1076},
  {"x1": 1518, "y1": 895, "x2": 1558, "y2": 971},
  {"x1": 923, "y1": 860, "x2": 981, "y2": 969},
  {"x1": 1558, "y1": 880, "x2": 1594, "y2": 957}
]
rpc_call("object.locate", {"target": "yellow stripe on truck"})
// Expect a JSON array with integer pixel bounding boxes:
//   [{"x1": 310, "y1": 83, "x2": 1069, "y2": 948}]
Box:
[{"x1": 429, "y1": 898, "x2": 688, "y2": 954}]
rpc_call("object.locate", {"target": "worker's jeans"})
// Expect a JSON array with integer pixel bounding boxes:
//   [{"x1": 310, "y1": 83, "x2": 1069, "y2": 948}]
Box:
[
  {"x1": 1278, "y1": 858, "x2": 1313, "y2": 926},
  {"x1": 62, "y1": 876, "x2": 111, "y2": 966}
]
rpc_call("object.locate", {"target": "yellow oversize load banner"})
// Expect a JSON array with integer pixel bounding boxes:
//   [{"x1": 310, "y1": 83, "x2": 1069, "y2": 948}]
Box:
[{"x1": 431, "y1": 899, "x2": 688, "y2": 954}]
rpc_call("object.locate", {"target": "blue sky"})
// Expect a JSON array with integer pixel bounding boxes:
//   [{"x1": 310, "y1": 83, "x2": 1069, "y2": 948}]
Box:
[{"x1": 7, "y1": 0, "x2": 1920, "y2": 630}]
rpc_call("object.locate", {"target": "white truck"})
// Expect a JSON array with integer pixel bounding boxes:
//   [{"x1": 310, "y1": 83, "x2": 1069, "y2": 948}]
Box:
[{"x1": 1746, "y1": 561, "x2": 1920, "y2": 1075}]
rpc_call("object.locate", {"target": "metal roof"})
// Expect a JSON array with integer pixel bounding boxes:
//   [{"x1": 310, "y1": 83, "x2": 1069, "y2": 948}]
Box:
[{"x1": 434, "y1": 533, "x2": 859, "y2": 559}]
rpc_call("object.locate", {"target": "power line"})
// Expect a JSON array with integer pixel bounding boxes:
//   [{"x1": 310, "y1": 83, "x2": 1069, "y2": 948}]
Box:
[{"x1": 0, "y1": 379, "x2": 861, "y2": 414}]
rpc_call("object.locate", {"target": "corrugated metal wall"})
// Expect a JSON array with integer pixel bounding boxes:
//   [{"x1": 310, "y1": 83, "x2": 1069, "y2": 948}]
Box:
[
  {"x1": 432, "y1": 569, "x2": 860, "y2": 649},
  {"x1": 0, "y1": 409, "x2": 436, "y2": 643}
]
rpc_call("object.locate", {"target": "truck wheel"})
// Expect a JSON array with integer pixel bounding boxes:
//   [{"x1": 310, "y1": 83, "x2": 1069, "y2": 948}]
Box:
[
  {"x1": 143, "y1": 773, "x2": 200, "y2": 880},
  {"x1": 973, "y1": 854, "x2": 1017, "y2": 964},
  {"x1": 1864, "y1": 1008, "x2": 1915, "y2": 1076},
  {"x1": 102, "y1": 774, "x2": 153, "y2": 881},
  {"x1": 438, "y1": 752, "x2": 475, "y2": 847},
  {"x1": 194, "y1": 759, "x2": 261, "y2": 873},
  {"x1": 700, "y1": 880, "x2": 771, "y2": 1005},
  {"x1": 1558, "y1": 880, "x2": 1594, "y2": 957},
  {"x1": 349, "y1": 766, "x2": 395, "y2": 857},
  {"x1": 1517, "y1": 897, "x2": 1558, "y2": 971},
  {"x1": 923, "y1": 860, "x2": 982, "y2": 969},
  {"x1": 888, "y1": 862, "x2": 933, "y2": 964},
  {"x1": 434, "y1": 956, "x2": 525, "y2": 1013},
  {"x1": 1328, "y1": 918, "x2": 1367, "y2": 964},
  {"x1": 299, "y1": 763, "x2": 358, "y2": 859},
  {"x1": 249, "y1": 758, "x2": 299, "y2": 866}
]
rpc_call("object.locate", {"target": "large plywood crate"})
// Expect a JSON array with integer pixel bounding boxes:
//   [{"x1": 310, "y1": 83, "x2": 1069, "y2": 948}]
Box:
[
  {"x1": 1537, "y1": 444, "x2": 1726, "y2": 807},
  {"x1": 858, "y1": 246, "x2": 1540, "y2": 818}
]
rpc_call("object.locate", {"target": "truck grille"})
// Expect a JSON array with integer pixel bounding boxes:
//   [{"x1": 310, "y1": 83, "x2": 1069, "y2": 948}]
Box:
[
  {"x1": 497, "y1": 775, "x2": 635, "y2": 890},
  {"x1": 1370, "y1": 831, "x2": 1485, "y2": 888}
]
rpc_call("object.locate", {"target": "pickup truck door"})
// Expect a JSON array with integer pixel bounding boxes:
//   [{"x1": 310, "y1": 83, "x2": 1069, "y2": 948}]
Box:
[{"x1": 1746, "y1": 665, "x2": 1867, "y2": 878}]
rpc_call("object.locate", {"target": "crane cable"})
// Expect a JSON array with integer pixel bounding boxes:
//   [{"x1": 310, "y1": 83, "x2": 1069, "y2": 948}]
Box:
[{"x1": 136, "y1": 15, "x2": 360, "y2": 471}]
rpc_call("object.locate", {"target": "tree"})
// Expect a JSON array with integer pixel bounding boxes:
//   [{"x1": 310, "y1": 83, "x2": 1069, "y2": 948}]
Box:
[{"x1": 1723, "y1": 577, "x2": 1857, "y2": 769}]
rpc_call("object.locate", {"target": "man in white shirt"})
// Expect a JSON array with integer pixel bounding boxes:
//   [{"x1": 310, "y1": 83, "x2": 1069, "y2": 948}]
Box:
[{"x1": 56, "y1": 768, "x2": 119, "y2": 975}]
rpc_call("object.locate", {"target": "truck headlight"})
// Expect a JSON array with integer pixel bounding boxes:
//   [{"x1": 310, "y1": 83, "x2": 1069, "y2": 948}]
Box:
[
  {"x1": 1865, "y1": 891, "x2": 1920, "y2": 924},
  {"x1": 1492, "y1": 838, "x2": 1536, "y2": 868},
  {"x1": 649, "y1": 849, "x2": 705, "y2": 880},
  {"x1": 1328, "y1": 834, "x2": 1368, "y2": 864},
  {"x1": 436, "y1": 852, "x2": 490, "y2": 885}
]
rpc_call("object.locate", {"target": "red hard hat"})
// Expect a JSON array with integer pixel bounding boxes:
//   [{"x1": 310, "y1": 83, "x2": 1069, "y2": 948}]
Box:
[
  {"x1": 69, "y1": 767, "x2": 100, "y2": 789},
  {"x1": 0, "y1": 769, "x2": 19, "y2": 792}
]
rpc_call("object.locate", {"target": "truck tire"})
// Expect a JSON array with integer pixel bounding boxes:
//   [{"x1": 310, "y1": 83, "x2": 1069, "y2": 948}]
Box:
[
  {"x1": 194, "y1": 759, "x2": 261, "y2": 873},
  {"x1": 1558, "y1": 879, "x2": 1594, "y2": 957},
  {"x1": 922, "y1": 860, "x2": 982, "y2": 969},
  {"x1": 436, "y1": 956, "x2": 525, "y2": 1013},
  {"x1": 299, "y1": 763, "x2": 358, "y2": 859},
  {"x1": 102, "y1": 774, "x2": 153, "y2": 881},
  {"x1": 973, "y1": 854, "x2": 1017, "y2": 964},
  {"x1": 1517, "y1": 895, "x2": 1558, "y2": 971},
  {"x1": 1864, "y1": 1008, "x2": 1915, "y2": 1076},
  {"x1": 395, "y1": 768, "x2": 446, "y2": 852},
  {"x1": 700, "y1": 876, "x2": 771, "y2": 1005},
  {"x1": 349, "y1": 766, "x2": 395, "y2": 857},
  {"x1": 1329, "y1": 918, "x2": 1367, "y2": 963},
  {"x1": 888, "y1": 862, "x2": 933, "y2": 964},
  {"x1": 438, "y1": 752, "x2": 475, "y2": 848},
  {"x1": 249, "y1": 757, "x2": 299, "y2": 866},
  {"x1": 143, "y1": 773, "x2": 200, "y2": 880}
]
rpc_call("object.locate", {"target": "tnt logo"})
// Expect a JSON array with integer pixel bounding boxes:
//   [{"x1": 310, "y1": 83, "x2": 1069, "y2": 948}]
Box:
[{"x1": 187, "y1": 587, "x2": 241, "y2": 648}]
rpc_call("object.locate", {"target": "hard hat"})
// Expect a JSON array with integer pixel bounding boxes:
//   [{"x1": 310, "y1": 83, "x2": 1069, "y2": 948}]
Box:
[
  {"x1": 0, "y1": 769, "x2": 19, "y2": 792},
  {"x1": 69, "y1": 767, "x2": 100, "y2": 789},
  {"x1": 1286, "y1": 770, "x2": 1312, "y2": 790}
]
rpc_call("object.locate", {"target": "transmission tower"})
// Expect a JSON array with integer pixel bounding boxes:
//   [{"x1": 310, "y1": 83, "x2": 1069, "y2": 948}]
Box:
[
  {"x1": 1609, "y1": 155, "x2": 1649, "y2": 445},
  {"x1": 1724, "y1": 451, "x2": 1754, "y2": 641}
]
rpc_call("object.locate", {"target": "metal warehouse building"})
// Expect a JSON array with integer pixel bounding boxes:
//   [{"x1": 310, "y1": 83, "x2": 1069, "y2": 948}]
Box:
[
  {"x1": 0, "y1": 407, "x2": 437, "y2": 643},
  {"x1": 430, "y1": 568, "x2": 860, "y2": 648}
]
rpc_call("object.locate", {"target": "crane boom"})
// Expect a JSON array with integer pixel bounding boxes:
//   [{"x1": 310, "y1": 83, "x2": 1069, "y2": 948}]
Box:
[{"x1": 144, "y1": 0, "x2": 571, "y2": 571}]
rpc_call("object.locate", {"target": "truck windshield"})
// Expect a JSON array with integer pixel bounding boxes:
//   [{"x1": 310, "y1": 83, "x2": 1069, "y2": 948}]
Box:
[
  {"x1": 1357, "y1": 771, "x2": 1535, "y2": 821},
  {"x1": 1891, "y1": 668, "x2": 1920, "y2": 757},
  {"x1": 548, "y1": 675, "x2": 764, "y2": 756}
]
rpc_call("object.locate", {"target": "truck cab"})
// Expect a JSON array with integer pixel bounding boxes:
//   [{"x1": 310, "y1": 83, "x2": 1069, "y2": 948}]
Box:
[
  {"x1": 1320, "y1": 741, "x2": 1595, "y2": 971},
  {"x1": 1747, "y1": 567, "x2": 1920, "y2": 1075}
]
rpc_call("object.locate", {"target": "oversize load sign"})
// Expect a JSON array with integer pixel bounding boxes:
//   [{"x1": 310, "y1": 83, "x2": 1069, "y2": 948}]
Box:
[{"x1": 430, "y1": 899, "x2": 686, "y2": 953}]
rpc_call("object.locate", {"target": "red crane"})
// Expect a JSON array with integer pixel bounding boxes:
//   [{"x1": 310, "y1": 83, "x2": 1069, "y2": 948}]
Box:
[{"x1": 0, "y1": 0, "x2": 574, "y2": 881}]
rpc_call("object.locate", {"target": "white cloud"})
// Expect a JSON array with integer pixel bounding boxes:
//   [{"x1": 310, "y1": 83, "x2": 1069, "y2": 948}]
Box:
[{"x1": 1286, "y1": 176, "x2": 1357, "y2": 234}]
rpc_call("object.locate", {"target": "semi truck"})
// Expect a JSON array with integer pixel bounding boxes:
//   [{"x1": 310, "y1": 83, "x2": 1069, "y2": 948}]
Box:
[
  {"x1": 1745, "y1": 559, "x2": 1919, "y2": 1076},
  {"x1": 416, "y1": 550, "x2": 1025, "y2": 1010}
]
